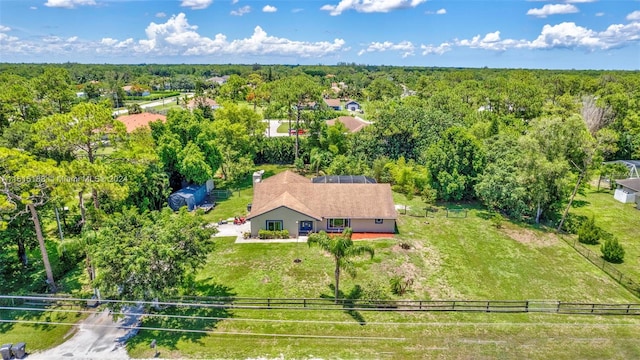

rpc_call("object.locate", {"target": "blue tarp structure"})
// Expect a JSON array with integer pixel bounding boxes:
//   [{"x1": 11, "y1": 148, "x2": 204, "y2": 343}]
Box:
[{"x1": 168, "y1": 184, "x2": 208, "y2": 211}]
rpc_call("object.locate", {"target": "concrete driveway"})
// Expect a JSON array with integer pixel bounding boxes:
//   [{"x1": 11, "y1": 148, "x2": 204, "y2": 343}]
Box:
[
  {"x1": 27, "y1": 306, "x2": 143, "y2": 360},
  {"x1": 264, "y1": 119, "x2": 290, "y2": 137}
]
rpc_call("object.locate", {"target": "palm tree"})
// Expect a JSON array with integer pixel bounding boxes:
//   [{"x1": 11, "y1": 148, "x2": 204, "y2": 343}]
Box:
[{"x1": 308, "y1": 228, "x2": 374, "y2": 302}]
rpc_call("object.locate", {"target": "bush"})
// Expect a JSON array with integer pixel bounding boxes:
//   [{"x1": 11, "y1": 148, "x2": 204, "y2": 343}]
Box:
[
  {"x1": 389, "y1": 275, "x2": 413, "y2": 296},
  {"x1": 601, "y1": 237, "x2": 625, "y2": 263},
  {"x1": 490, "y1": 212, "x2": 505, "y2": 229},
  {"x1": 258, "y1": 229, "x2": 290, "y2": 239},
  {"x1": 578, "y1": 216, "x2": 601, "y2": 245}
]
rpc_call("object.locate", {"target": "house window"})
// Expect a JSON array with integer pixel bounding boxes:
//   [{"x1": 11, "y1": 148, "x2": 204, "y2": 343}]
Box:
[
  {"x1": 328, "y1": 218, "x2": 350, "y2": 229},
  {"x1": 266, "y1": 220, "x2": 283, "y2": 231},
  {"x1": 375, "y1": 219, "x2": 383, "y2": 224}
]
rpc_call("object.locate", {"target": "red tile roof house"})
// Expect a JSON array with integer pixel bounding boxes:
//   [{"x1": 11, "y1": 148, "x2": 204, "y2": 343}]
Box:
[
  {"x1": 247, "y1": 171, "x2": 397, "y2": 237},
  {"x1": 116, "y1": 113, "x2": 166, "y2": 133},
  {"x1": 326, "y1": 116, "x2": 370, "y2": 133}
]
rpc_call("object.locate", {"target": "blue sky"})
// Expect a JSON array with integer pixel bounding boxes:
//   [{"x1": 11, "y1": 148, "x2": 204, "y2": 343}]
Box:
[{"x1": 0, "y1": 0, "x2": 638, "y2": 69}]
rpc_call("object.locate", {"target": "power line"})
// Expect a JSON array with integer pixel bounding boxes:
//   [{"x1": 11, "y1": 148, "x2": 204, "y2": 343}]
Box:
[
  {"x1": 3, "y1": 306, "x2": 640, "y2": 328},
  {"x1": 0, "y1": 319, "x2": 406, "y2": 342}
]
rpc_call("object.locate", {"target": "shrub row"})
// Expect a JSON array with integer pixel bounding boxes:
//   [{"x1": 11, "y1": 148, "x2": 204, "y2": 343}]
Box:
[{"x1": 258, "y1": 229, "x2": 290, "y2": 239}]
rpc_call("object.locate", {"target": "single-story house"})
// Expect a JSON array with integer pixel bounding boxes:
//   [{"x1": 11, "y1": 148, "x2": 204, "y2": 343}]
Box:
[
  {"x1": 326, "y1": 116, "x2": 370, "y2": 133},
  {"x1": 614, "y1": 178, "x2": 640, "y2": 206},
  {"x1": 324, "y1": 98, "x2": 342, "y2": 111},
  {"x1": 247, "y1": 171, "x2": 397, "y2": 237},
  {"x1": 122, "y1": 85, "x2": 150, "y2": 97},
  {"x1": 207, "y1": 75, "x2": 230, "y2": 85},
  {"x1": 345, "y1": 100, "x2": 361, "y2": 112},
  {"x1": 188, "y1": 98, "x2": 220, "y2": 110},
  {"x1": 116, "y1": 113, "x2": 166, "y2": 133}
]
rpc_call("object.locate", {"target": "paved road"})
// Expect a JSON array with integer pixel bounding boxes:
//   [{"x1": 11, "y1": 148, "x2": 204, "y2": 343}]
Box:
[
  {"x1": 112, "y1": 93, "x2": 193, "y2": 116},
  {"x1": 27, "y1": 306, "x2": 143, "y2": 360}
]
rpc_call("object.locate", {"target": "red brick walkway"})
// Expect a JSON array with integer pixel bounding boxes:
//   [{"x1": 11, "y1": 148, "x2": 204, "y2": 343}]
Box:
[{"x1": 351, "y1": 233, "x2": 395, "y2": 240}]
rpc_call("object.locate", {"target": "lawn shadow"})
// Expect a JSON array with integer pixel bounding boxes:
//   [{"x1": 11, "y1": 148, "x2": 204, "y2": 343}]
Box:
[
  {"x1": 320, "y1": 284, "x2": 366, "y2": 325},
  {"x1": 127, "y1": 281, "x2": 236, "y2": 352},
  {"x1": 571, "y1": 199, "x2": 590, "y2": 208}
]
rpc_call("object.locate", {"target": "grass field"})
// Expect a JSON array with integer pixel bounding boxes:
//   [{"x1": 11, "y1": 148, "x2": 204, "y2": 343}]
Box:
[
  {"x1": 566, "y1": 188, "x2": 640, "y2": 281},
  {"x1": 5, "y1": 169, "x2": 640, "y2": 358},
  {"x1": 126, "y1": 185, "x2": 640, "y2": 359}
]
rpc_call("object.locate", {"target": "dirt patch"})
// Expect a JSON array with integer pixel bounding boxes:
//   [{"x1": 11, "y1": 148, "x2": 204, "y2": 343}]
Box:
[
  {"x1": 352, "y1": 233, "x2": 395, "y2": 240},
  {"x1": 502, "y1": 227, "x2": 560, "y2": 247}
]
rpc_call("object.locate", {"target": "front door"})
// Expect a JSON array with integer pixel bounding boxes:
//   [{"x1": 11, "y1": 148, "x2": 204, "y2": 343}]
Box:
[{"x1": 299, "y1": 221, "x2": 313, "y2": 235}]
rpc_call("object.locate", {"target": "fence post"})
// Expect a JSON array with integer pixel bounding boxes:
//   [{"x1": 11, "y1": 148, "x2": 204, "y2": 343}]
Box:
[
  {"x1": 627, "y1": 304, "x2": 631, "y2": 314},
  {"x1": 525, "y1": 301, "x2": 529, "y2": 312},
  {"x1": 486, "y1": 301, "x2": 490, "y2": 312},
  {"x1": 267, "y1": 298, "x2": 270, "y2": 308},
  {"x1": 419, "y1": 301, "x2": 422, "y2": 310},
  {"x1": 303, "y1": 298, "x2": 306, "y2": 308},
  {"x1": 557, "y1": 301, "x2": 561, "y2": 313}
]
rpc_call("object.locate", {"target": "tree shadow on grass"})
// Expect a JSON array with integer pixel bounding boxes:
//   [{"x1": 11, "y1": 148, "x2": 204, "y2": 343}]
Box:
[
  {"x1": 126, "y1": 281, "x2": 236, "y2": 352},
  {"x1": 320, "y1": 284, "x2": 366, "y2": 325}
]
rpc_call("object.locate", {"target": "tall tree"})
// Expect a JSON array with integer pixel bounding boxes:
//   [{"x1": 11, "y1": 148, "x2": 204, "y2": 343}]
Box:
[
  {"x1": 33, "y1": 102, "x2": 126, "y2": 211},
  {"x1": 0, "y1": 147, "x2": 63, "y2": 292},
  {"x1": 308, "y1": 228, "x2": 374, "y2": 302},
  {"x1": 90, "y1": 207, "x2": 215, "y2": 301}
]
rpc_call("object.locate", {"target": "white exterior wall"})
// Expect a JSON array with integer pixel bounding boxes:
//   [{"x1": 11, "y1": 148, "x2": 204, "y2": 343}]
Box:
[
  {"x1": 250, "y1": 207, "x2": 317, "y2": 237},
  {"x1": 614, "y1": 188, "x2": 637, "y2": 203}
]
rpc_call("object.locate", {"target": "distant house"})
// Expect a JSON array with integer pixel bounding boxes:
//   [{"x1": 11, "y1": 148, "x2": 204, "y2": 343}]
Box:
[
  {"x1": 323, "y1": 98, "x2": 342, "y2": 110},
  {"x1": 345, "y1": 100, "x2": 361, "y2": 112},
  {"x1": 207, "y1": 75, "x2": 230, "y2": 85},
  {"x1": 247, "y1": 171, "x2": 397, "y2": 237},
  {"x1": 326, "y1": 116, "x2": 370, "y2": 133},
  {"x1": 122, "y1": 85, "x2": 150, "y2": 97},
  {"x1": 614, "y1": 178, "x2": 640, "y2": 206},
  {"x1": 188, "y1": 98, "x2": 220, "y2": 110},
  {"x1": 116, "y1": 113, "x2": 166, "y2": 133}
]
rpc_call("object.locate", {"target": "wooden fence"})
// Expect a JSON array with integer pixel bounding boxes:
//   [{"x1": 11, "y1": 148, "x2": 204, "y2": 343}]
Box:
[
  {"x1": 560, "y1": 235, "x2": 640, "y2": 298},
  {"x1": 2, "y1": 295, "x2": 640, "y2": 316}
]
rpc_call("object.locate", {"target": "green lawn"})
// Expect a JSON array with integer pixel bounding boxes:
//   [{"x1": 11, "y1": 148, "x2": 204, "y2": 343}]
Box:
[
  {"x1": 276, "y1": 121, "x2": 291, "y2": 134},
  {"x1": 0, "y1": 307, "x2": 86, "y2": 351},
  {"x1": 126, "y1": 187, "x2": 640, "y2": 359},
  {"x1": 567, "y1": 188, "x2": 640, "y2": 280}
]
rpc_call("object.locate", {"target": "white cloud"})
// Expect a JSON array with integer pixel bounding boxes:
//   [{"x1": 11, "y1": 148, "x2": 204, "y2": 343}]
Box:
[
  {"x1": 30, "y1": 6, "x2": 38, "y2": 10},
  {"x1": 595, "y1": 12, "x2": 604, "y2": 17},
  {"x1": 44, "y1": 0, "x2": 96, "y2": 9},
  {"x1": 232, "y1": 0, "x2": 239, "y2": 3},
  {"x1": 451, "y1": 20, "x2": 640, "y2": 52},
  {"x1": 0, "y1": 25, "x2": 10, "y2": 32},
  {"x1": 321, "y1": 0, "x2": 427, "y2": 16},
  {"x1": 527, "y1": 4, "x2": 579, "y2": 18},
  {"x1": 263, "y1": 5, "x2": 277, "y2": 13},
  {"x1": 358, "y1": 40, "x2": 415, "y2": 58},
  {"x1": 627, "y1": 10, "x2": 640, "y2": 22},
  {"x1": 180, "y1": 0, "x2": 213, "y2": 10},
  {"x1": 67, "y1": 36, "x2": 78, "y2": 42},
  {"x1": 420, "y1": 43, "x2": 451, "y2": 55},
  {"x1": 94, "y1": 14, "x2": 347, "y2": 59},
  {"x1": 292, "y1": 8, "x2": 303, "y2": 13},
  {"x1": 231, "y1": 5, "x2": 251, "y2": 16},
  {"x1": 564, "y1": 0, "x2": 595, "y2": 3},
  {"x1": 426, "y1": 8, "x2": 446, "y2": 15},
  {"x1": 156, "y1": 12, "x2": 167, "y2": 18}
]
